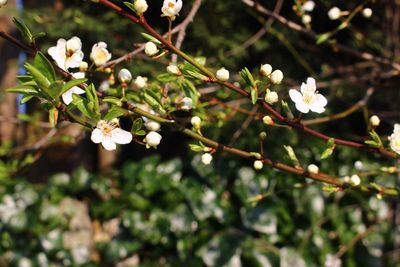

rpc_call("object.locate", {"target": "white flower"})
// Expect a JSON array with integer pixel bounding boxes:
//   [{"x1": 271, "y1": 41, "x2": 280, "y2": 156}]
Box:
[
  {"x1": 145, "y1": 121, "x2": 161, "y2": 131},
  {"x1": 307, "y1": 164, "x2": 319, "y2": 174},
  {"x1": 389, "y1": 124, "x2": 400, "y2": 154},
  {"x1": 264, "y1": 89, "x2": 278, "y2": 105},
  {"x1": 362, "y1": 8, "x2": 372, "y2": 18},
  {"x1": 260, "y1": 64, "x2": 272, "y2": 76},
  {"x1": 48, "y1": 37, "x2": 84, "y2": 70},
  {"x1": 289, "y1": 77, "x2": 327, "y2": 113},
  {"x1": 134, "y1": 76, "x2": 148, "y2": 88},
  {"x1": 325, "y1": 254, "x2": 341, "y2": 267},
  {"x1": 144, "y1": 42, "x2": 159, "y2": 56},
  {"x1": 328, "y1": 7, "x2": 341, "y2": 20},
  {"x1": 167, "y1": 64, "x2": 181, "y2": 75},
  {"x1": 145, "y1": 131, "x2": 162, "y2": 148},
  {"x1": 369, "y1": 115, "x2": 380, "y2": 127},
  {"x1": 262, "y1": 115, "x2": 274, "y2": 126},
  {"x1": 350, "y1": 174, "x2": 361, "y2": 186},
  {"x1": 118, "y1": 69, "x2": 132, "y2": 84},
  {"x1": 91, "y1": 119, "x2": 132, "y2": 151},
  {"x1": 191, "y1": 116, "x2": 201, "y2": 128},
  {"x1": 301, "y1": 1, "x2": 315, "y2": 12},
  {"x1": 253, "y1": 160, "x2": 263, "y2": 170},
  {"x1": 201, "y1": 153, "x2": 213, "y2": 165},
  {"x1": 0, "y1": 0, "x2": 8, "y2": 8},
  {"x1": 17, "y1": 257, "x2": 32, "y2": 267},
  {"x1": 62, "y1": 72, "x2": 85, "y2": 105},
  {"x1": 134, "y1": 0, "x2": 148, "y2": 14},
  {"x1": 161, "y1": 0, "x2": 183, "y2": 19},
  {"x1": 302, "y1": 14, "x2": 312, "y2": 24},
  {"x1": 270, "y1": 69, "x2": 283, "y2": 84},
  {"x1": 180, "y1": 97, "x2": 193, "y2": 110},
  {"x1": 90, "y1": 42, "x2": 112, "y2": 67},
  {"x1": 216, "y1": 67, "x2": 229, "y2": 81}
]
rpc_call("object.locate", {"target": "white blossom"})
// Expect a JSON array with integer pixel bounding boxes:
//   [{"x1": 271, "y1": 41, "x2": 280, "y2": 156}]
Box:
[
  {"x1": 0, "y1": 0, "x2": 8, "y2": 8},
  {"x1": 144, "y1": 41, "x2": 159, "y2": 56},
  {"x1": 389, "y1": 124, "x2": 400, "y2": 154},
  {"x1": 325, "y1": 254, "x2": 342, "y2": 267},
  {"x1": 289, "y1": 77, "x2": 327, "y2": 114},
  {"x1": 362, "y1": 8, "x2": 372, "y2": 18},
  {"x1": 62, "y1": 72, "x2": 85, "y2": 105},
  {"x1": 167, "y1": 64, "x2": 181, "y2": 75},
  {"x1": 144, "y1": 121, "x2": 161, "y2": 131},
  {"x1": 307, "y1": 164, "x2": 319, "y2": 174},
  {"x1": 350, "y1": 174, "x2": 361, "y2": 186},
  {"x1": 161, "y1": 0, "x2": 183, "y2": 19},
  {"x1": 118, "y1": 69, "x2": 132, "y2": 84},
  {"x1": 134, "y1": 0, "x2": 148, "y2": 14},
  {"x1": 91, "y1": 119, "x2": 132, "y2": 151},
  {"x1": 180, "y1": 97, "x2": 193, "y2": 110},
  {"x1": 134, "y1": 76, "x2": 148, "y2": 88},
  {"x1": 301, "y1": 1, "x2": 315, "y2": 12},
  {"x1": 265, "y1": 89, "x2": 279, "y2": 104},
  {"x1": 201, "y1": 153, "x2": 213, "y2": 165},
  {"x1": 328, "y1": 7, "x2": 341, "y2": 20},
  {"x1": 260, "y1": 64, "x2": 272, "y2": 76},
  {"x1": 216, "y1": 67, "x2": 229, "y2": 81},
  {"x1": 191, "y1": 116, "x2": 201, "y2": 128},
  {"x1": 48, "y1": 37, "x2": 84, "y2": 70},
  {"x1": 90, "y1": 42, "x2": 112, "y2": 67},
  {"x1": 253, "y1": 160, "x2": 263, "y2": 170},
  {"x1": 145, "y1": 131, "x2": 162, "y2": 148},
  {"x1": 270, "y1": 69, "x2": 283, "y2": 84},
  {"x1": 369, "y1": 115, "x2": 380, "y2": 127}
]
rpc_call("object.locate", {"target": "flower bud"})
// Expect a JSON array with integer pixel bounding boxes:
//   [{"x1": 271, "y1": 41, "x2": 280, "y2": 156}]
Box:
[
  {"x1": 166, "y1": 64, "x2": 181, "y2": 75},
  {"x1": 362, "y1": 8, "x2": 372, "y2": 18},
  {"x1": 216, "y1": 67, "x2": 229, "y2": 82},
  {"x1": 181, "y1": 97, "x2": 193, "y2": 110},
  {"x1": 307, "y1": 164, "x2": 319, "y2": 174},
  {"x1": 79, "y1": 61, "x2": 88, "y2": 72},
  {"x1": 369, "y1": 115, "x2": 380, "y2": 127},
  {"x1": 134, "y1": 76, "x2": 148, "y2": 88},
  {"x1": 145, "y1": 121, "x2": 161, "y2": 131},
  {"x1": 145, "y1": 131, "x2": 162, "y2": 148},
  {"x1": 253, "y1": 160, "x2": 263, "y2": 170},
  {"x1": 302, "y1": 14, "x2": 312, "y2": 24},
  {"x1": 118, "y1": 68, "x2": 132, "y2": 84},
  {"x1": 260, "y1": 64, "x2": 272, "y2": 76},
  {"x1": 270, "y1": 70, "x2": 283, "y2": 84},
  {"x1": 328, "y1": 6, "x2": 341, "y2": 20},
  {"x1": 262, "y1": 115, "x2": 274, "y2": 126},
  {"x1": 201, "y1": 153, "x2": 213, "y2": 165},
  {"x1": 191, "y1": 116, "x2": 201, "y2": 129},
  {"x1": 259, "y1": 132, "x2": 267, "y2": 140},
  {"x1": 264, "y1": 89, "x2": 279, "y2": 104},
  {"x1": 144, "y1": 42, "x2": 159, "y2": 56},
  {"x1": 350, "y1": 174, "x2": 361, "y2": 186},
  {"x1": 90, "y1": 42, "x2": 112, "y2": 67},
  {"x1": 134, "y1": 0, "x2": 148, "y2": 14}
]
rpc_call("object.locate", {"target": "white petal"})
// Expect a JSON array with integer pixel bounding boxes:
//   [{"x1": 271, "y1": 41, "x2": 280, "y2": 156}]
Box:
[
  {"x1": 289, "y1": 89, "x2": 303, "y2": 103},
  {"x1": 310, "y1": 105, "x2": 325, "y2": 113},
  {"x1": 316, "y1": 94, "x2": 327, "y2": 107},
  {"x1": 66, "y1": 51, "x2": 84, "y2": 69},
  {"x1": 91, "y1": 128, "x2": 104, "y2": 144},
  {"x1": 48, "y1": 39, "x2": 67, "y2": 70},
  {"x1": 111, "y1": 128, "x2": 133, "y2": 144},
  {"x1": 72, "y1": 86, "x2": 85, "y2": 95},
  {"x1": 72, "y1": 72, "x2": 85, "y2": 79},
  {"x1": 62, "y1": 89, "x2": 74, "y2": 105},
  {"x1": 101, "y1": 137, "x2": 117, "y2": 151},
  {"x1": 295, "y1": 102, "x2": 310, "y2": 113}
]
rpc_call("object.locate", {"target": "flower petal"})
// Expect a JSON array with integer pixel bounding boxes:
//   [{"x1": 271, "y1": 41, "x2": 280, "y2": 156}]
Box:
[
  {"x1": 316, "y1": 94, "x2": 327, "y2": 107},
  {"x1": 48, "y1": 39, "x2": 67, "y2": 70},
  {"x1": 295, "y1": 102, "x2": 310, "y2": 113},
  {"x1": 66, "y1": 51, "x2": 84, "y2": 69},
  {"x1": 91, "y1": 128, "x2": 104, "y2": 144},
  {"x1": 62, "y1": 89, "x2": 74, "y2": 105},
  {"x1": 111, "y1": 128, "x2": 133, "y2": 144},
  {"x1": 101, "y1": 137, "x2": 117, "y2": 151},
  {"x1": 72, "y1": 86, "x2": 85, "y2": 95},
  {"x1": 289, "y1": 89, "x2": 302, "y2": 103}
]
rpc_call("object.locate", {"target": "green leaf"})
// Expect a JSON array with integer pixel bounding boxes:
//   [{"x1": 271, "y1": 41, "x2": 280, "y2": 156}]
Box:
[
  {"x1": 283, "y1": 145, "x2": 300, "y2": 167},
  {"x1": 189, "y1": 144, "x2": 204, "y2": 152},
  {"x1": 368, "y1": 130, "x2": 382, "y2": 147},
  {"x1": 85, "y1": 84, "x2": 100, "y2": 117},
  {"x1": 281, "y1": 101, "x2": 294, "y2": 119},
  {"x1": 179, "y1": 79, "x2": 198, "y2": 107},
  {"x1": 186, "y1": 70, "x2": 207, "y2": 81},
  {"x1": 59, "y1": 78, "x2": 87, "y2": 97},
  {"x1": 104, "y1": 106, "x2": 128, "y2": 121},
  {"x1": 316, "y1": 32, "x2": 332, "y2": 45},
  {"x1": 71, "y1": 94, "x2": 92, "y2": 118},
  {"x1": 12, "y1": 17, "x2": 33, "y2": 43},
  {"x1": 7, "y1": 86, "x2": 38, "y2": 95},
  {"x1": 240, "y1": 67, "x2": 256, "y2": 88},
  {"x1": 24, "y1": 63, "x2": 51, "y2": 92},
  {"x1": 123, "y1": 2, "x2": 137, "y2": 13},
  {"x1": 103, "y1": 96, "x2": 122, "y2": 106},
  {"x1": 131, "y1": 118, "x2": 144, "y2": 133},
  {"x1": 135, "y1": 130, "x2": 146, "y2": 136},
  {"x1": 142, "y1": 90, "x2": 165, "y2": 113},
  {"x1": 48, "y1": 107, "x2": 58, "y2": 128},
  {"x1": 320, "y1": 148, "x2": 334, "y2": 159},
  {"x1": 364, "y1": 140, "x2": 380, "y2": 148},
  {"x1": 140, "y1": 32, "x2": 162, "y2": 45},
  {"x1": 34, "y1": 52, "x2": 56, "y2": 83},
  {"x1": 20, "y1": 95, "x2": 34, "y2": 104},
  {"x1": 251, "y1": 89, "x2": 258, "y2": 105},
  {"x1": 157, "y1": 73, "x2": 177, "y2": 82}
]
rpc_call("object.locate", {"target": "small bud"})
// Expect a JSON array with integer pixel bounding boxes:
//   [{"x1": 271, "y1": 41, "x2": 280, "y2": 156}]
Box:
[
  {"x1": 216, "y1": 67, "x2": 229, "y2": 82},
  {"x1": 369, "y1": 115, "x2": 380, "y2": 127},
  {"x1": 191, "y1": 116, "x2": 201, "y2": 129},
  {"x1": 253, "y1": 160, "x2": 263, "y2": 170},
  {"x1": 307, "y1": 164, "x2": 319, "y2": 174},
  {"x1": 259, "y1": 132, "x2": 267, "y2": 140},
  {"x1": 79, "y1": 61, "x2": 88, "y2": 72},
  {"x1": 201, "y1": 153, "x2": 213, "y2": 165},
  {"x1": 362, "y1": 8, "x2": 372, "y2": 18},
  {"x1": 166, "y1": 64, "x2": 181, "y2": 75},
  {"x1": 302, "y1": 14, "x2": 312, "y2": 24},
  {"x1": 350, "y1": 174, "x2": 361, "y2": 186},
  {"x1": 144, "y1": 121, "x2": 161, "y2": 131},
  {"x1": 264, "y1": 89, "x2": 279, "y2": 104},
  {"x1": 134, "y1": 76, "x2": 148, "y2": 88},
  {"x1": 260, "y1": 64, "x2": 272, "y2": 76},
  {"x1": 270, "y1": 70, "x2": 283, "y2": 84},
  {"x1": 180, "y1": 97, "x2": 193, "y2": 110},
  {"x1": 145, "y1": 131, "x2": 162, "y2": 148},
  {"x1": 118, "y1": 68, "x2": 132, "y2": 84},
  {"x1": 262, "y1": 115, "x2": 274, "y2": 126},
  {"x1": 144, "y1": 42, "x2": 159, "y2": 56},
  {"x1": 134, "y1": 0, "x2": 148, "y2": 14},
  {"x1": 343, "y1": 176, "x2": 350, "y2": 183},
  {"x1": 328, "y1": 6, "x2": 341, "y2": 20}
]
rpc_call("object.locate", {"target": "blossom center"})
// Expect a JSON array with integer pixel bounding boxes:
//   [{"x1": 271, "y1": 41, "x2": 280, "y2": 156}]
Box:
[
  {"x1": 168, "y1": 2, "x2": 175, "y2": 8},
  {"x1": 302, "y1": 93, "x2": 315, "y2": 105}
]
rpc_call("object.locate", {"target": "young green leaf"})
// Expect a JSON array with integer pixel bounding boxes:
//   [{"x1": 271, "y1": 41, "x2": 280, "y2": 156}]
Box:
[
  {"x1": 284, "y1": 145, "x2": 300, "y2": 167},
  {"x1": 251, "y1": 89, "x2": 258, "y2": 105},
  {"x1": 59, "y1": 78, "x2": 87, "y2": 97},
  {"x1": 12, "y1": 17, "x2": 33, "y2": 44},
  {"x1": 24, "y1": 63, "x2": 51, "y2": 91},
  {"x1": 104, "y1": 106, "x2": 128, "y2": 121},
  {"x1": 34, "y1": 52, "x2": 56, "y2": 83}
]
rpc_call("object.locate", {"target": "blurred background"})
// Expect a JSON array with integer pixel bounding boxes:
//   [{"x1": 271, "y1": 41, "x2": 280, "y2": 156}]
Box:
[{"x1": 0, "y1": 0, "x2": 399, "y2": 266}]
